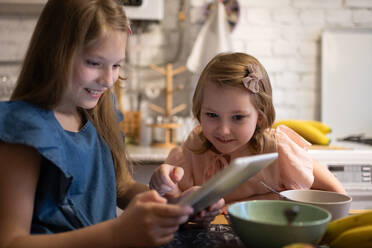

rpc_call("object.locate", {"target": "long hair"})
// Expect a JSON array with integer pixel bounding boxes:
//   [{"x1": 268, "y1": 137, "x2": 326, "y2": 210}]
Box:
[
  {"x1": 11, "y1": 0, "x2": 132, "y2": 194},
  {"x1": 191, "y1": 52, "x2": 276, "y2": 154}
]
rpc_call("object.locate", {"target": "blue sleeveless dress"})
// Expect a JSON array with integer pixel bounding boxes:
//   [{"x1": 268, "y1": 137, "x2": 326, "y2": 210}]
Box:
[{"x1": 0, "y1": 101, "x2": 117, "y2": 233}]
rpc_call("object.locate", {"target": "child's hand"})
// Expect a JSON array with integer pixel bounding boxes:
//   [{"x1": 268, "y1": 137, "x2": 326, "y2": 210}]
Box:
[
  {"x1": 181, "y1": 186, "x2": 225, "y2": 227},
  {"x1": 189, "y1": 200, "x2": 225, "y2": 227},
  {"x1": 149, "y1": 164, "x2": 184, "y2": 195},
  {"x1": 116, "y1": 190, "x2": 193, "y2": 247}
]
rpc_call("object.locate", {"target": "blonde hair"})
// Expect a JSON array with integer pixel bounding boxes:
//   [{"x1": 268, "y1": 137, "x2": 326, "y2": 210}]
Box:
[
  {"x1": 192, "y1": 52, "x2": 276, "y2": 154},
  {"x1": 11, "y1": 0, "x2": 132, "y2": 193}
]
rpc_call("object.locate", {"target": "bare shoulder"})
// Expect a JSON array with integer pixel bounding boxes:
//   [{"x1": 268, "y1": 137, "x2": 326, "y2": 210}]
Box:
[
  {"x1": 0, "y1": 141, "x2": 42, "y2": 239},
  {"x1": 0, "y1": 141, "x2": 42, "y2": 172},
  {"x1": 0, "y1": 141, "x2": 42, "y2": 201}
]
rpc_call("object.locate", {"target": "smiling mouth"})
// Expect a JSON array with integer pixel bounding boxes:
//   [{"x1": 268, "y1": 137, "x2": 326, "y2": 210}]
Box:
[
  {"x1": 86, "y1": 88, "x2": 104, "y2": 97},
  {"x1": 216, "y1": 137, "x2": 234, "y2": 143}
]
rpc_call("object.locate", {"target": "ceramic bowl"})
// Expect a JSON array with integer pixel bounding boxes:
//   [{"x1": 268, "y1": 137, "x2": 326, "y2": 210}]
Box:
[
  {"x1": 228, "y1": 200, "x2": 331, "y2": 248},
  {"x1": 280, "y1": 189, "x2": 352, "y2": 221}
]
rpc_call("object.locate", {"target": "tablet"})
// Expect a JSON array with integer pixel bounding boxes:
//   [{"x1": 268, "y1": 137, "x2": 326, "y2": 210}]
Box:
[{"x1": 178, "y1": 152, "x2": 278, "y2": 214}]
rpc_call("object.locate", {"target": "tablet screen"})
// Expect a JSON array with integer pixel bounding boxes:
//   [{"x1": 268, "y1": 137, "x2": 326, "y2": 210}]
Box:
[{"x1": 178, "y1": 152, "x2": 278, "y2": 213}]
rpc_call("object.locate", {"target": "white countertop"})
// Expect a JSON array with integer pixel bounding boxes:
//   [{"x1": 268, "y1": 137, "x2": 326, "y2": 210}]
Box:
[
  {"x1": 127, "y1": 145, "x2": 173, "y2": 163},
  {"x1": 127, "y1": 141, "x2": 372, "y2": 163}
]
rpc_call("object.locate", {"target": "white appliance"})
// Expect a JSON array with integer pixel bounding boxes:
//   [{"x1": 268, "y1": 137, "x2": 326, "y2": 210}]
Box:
[
  {"x1": 309, "y1": 142, "x2": 372, "y2": 210},
  {"x1": 321, "y1": 29, "x2": 372, "y2": 139},
  {"x1": 123, "y1": 0, "x2": 164, "y2": 20}
]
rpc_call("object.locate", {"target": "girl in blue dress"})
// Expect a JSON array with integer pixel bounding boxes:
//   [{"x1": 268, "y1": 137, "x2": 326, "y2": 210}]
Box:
[{"x1": 0, "y1": 0, "x2": 224, "y2": 247}]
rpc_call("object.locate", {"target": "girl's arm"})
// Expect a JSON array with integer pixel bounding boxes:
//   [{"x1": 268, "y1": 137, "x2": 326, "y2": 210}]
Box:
[
  {"x1": 0, "y1": 142, "x2": 192, "y2": 248},
  {"x1": 0, "y1": 142, "x2": 41, "y2": 248},
  {"x1": 0, "y1": 142, "x2": 120, "y2": 248},
  {"x1": 311, "y1": 159, "x2": 347, "y2": 194},
  {"x1": 116, "y1": 177, "x2": 148, "y2": 209}
]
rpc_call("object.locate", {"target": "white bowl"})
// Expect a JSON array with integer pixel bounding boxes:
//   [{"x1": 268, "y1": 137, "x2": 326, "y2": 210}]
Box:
[{"x1": 280, "y1": 189, "x2": 352, "y2": 221}]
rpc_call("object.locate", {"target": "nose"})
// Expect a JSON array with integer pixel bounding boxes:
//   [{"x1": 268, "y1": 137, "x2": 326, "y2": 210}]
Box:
[
  {"x1": 217, "y1": 121, "x2": 231, "y2": 136},
  {"x1": 98, "y1": 67, "x2": 115, "y2": 88}
]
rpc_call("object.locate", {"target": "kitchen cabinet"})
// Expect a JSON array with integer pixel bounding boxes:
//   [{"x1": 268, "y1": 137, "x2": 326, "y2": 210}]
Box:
[{"x1": 0, "y1": 0, "x2": 47, "y2": 14}]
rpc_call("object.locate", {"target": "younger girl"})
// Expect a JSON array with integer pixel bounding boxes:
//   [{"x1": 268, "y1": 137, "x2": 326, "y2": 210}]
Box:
[
  {"x1": 0, "y1": 1, "x2": 223, "y2": 247},
  {"x1": 150, "y1": 52, "x2": 346, "y2": 205}
]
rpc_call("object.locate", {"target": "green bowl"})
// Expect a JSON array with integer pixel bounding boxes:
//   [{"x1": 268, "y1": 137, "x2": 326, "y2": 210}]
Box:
[{"x1": 228, "y1": 200, "x2": 331, "y2": 248}]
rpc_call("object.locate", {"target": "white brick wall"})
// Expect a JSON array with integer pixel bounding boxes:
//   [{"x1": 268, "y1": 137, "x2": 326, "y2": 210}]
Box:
[
  {"x1": 273, "y1": 8, "x2": 299, "y2": 24},
  {"x1": 346, "y1": 0, "x2": 372, "y2": 8},
  {"x1": 292, "y1": 0, "x2": 343, "y2": 9},
  {"x1": 1, "y1": 0, "x2": 372, "y2": 123},
  {"x1": 353, "y1": 9, "x2": 372, "y2": 24},
  {"x1": 298, "y1": 41, "x2": 318, "y2": 57},
  {"x1": 325, "y1": 9, "x2": 353, "y2": 26},
  {"x1": 299, "y1": 9, "x2": 325, "y2": 25},
  {"x1": 0, "y1": 16, "x2": 37, "y2": 61},
  {"x1": 185, "y1": 0, "x2": 372, "y2": 121},
  {"x1": 245, "y1": 9, "x2": 272, "y2": 25},
  {"x1": 239, "y1": 0, "x2": 291, "y2": 8}
]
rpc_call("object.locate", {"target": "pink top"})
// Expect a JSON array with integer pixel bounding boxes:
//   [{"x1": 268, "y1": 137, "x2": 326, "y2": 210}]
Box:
[{"x1": 165, "y1": 125, "x2": 314, "y2": 201}]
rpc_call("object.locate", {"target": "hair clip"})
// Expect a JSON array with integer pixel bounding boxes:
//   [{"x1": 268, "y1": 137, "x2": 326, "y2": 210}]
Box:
[{"x1": 242, "y1": 65, "x2": 260, "y2": 93}]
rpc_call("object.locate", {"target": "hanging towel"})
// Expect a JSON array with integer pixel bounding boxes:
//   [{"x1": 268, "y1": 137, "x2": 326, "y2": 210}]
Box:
[{"x1": 186, "y1": 1, "x2": 232, "y2": 73}]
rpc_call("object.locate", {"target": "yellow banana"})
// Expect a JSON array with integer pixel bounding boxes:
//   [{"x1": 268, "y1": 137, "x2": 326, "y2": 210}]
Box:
[
  {"x1": 301, "y1": 120, "x2": 331, "y2": 134},
  {"x1": 273, "y1": 120, "x2": 330, "y2": 145},
  {"x1": 329, "y1": 224, "x2": 372, "y2": 248},
  {"x1": 321, "y1": 210, "x2": 372, "y2": 244},
  {"x1": 282, "y1": 243, "x2": 315, "y2": 248}
]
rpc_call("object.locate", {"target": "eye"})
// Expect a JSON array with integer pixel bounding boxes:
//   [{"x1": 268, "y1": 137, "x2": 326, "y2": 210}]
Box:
[
  {"x1": 232, "y1": 115, "x2": 245, "y2": 121},
  {"x1": 86, "y1": 60, "x2": 100, "y2": 67},
  {"x1": 113, "y1": 64, "x2": 121, "y2": 69},
  {"x1": 205, "y1": 112, "x2": 218, "y2": 118}
]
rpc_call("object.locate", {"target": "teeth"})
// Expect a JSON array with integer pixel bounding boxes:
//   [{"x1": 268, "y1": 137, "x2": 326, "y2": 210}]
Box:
[{"x1": 87, "y1": 89, "x2": 101, "y2": 94}]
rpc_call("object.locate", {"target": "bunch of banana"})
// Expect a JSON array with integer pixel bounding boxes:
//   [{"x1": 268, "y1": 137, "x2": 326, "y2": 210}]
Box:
[
  {"x1": 321, "y1": 210, "x2": 372, "y2": 248},
  {"x1": 282, "y1": 243, "x2": 315, "y2": 248},
  {"x1": 272, "y1": 120, "x2": 331, "y2": 145}
]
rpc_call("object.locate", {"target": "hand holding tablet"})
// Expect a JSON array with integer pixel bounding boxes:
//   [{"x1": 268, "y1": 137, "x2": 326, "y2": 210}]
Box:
[{"x1": 177, "y1": 152, "x2": 278, "y2": 214}]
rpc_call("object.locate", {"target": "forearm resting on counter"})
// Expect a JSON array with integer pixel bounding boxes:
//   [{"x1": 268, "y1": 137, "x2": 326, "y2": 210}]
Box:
[{"x1": 312, "y1": 159, "x2": 347, "y2": 195}]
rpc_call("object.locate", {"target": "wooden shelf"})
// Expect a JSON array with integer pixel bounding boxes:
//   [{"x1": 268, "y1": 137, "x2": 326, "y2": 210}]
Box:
[
  {"x1": 149, "y1": 123, "x2": 180, "y2": 129},
  {"x1": 149, "y1": 122, "x2": 180, "y2": 148}
]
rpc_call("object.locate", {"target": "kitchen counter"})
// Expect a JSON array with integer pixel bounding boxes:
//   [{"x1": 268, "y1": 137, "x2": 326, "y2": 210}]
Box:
[
  {"x1": 127, "y1": 144, "x2": 172, "y2": 164},
  {"x1": 126, "y1": 143, "x2": 363, "y2": 164},
  {"x1": 127, "y1": 145, "x2": 174, "y2": 185}
]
